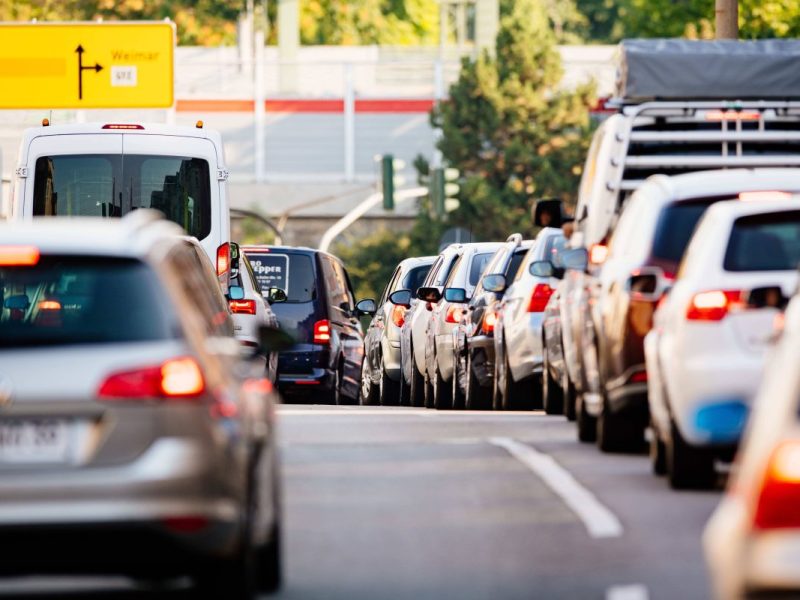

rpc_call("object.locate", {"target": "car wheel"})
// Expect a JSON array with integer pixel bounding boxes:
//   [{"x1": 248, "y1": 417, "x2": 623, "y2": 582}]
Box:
[
  {"x1": 360, "y1": 358, "x2": 377, "y2": 406},
  {"x1": 563, "y1": 371, "x2": 577, "y2": 421},
  {"x1": 378, "y1": 354, "x2": 400, "y2": 406},
  {"x1": 399, "y1": 370, "x2": 410, "y2": 406},
  {"x1": 196, "y1": 505, "x2": 255, "y2": 600},
  {"x1": 542, "y1": 343, "x2": 564, "y2": 415},
  {"x1": 492, "y1": 354, "x2": 505, "y2": 411},
  {"x1": 408, "y1": 348, "x2": 425, "y2": 407},
  {"x1": 667, "y1": 419, "x2": 716, "y2": 490},
  {"x1": 576, "y1": 394, "x2": 597, "y2": 443},
  {"x1": 331, "y1": 367, "x2": 342, "y2": 405},
  {"x1": 650, "y1": 426, "x2": 667, "y2": 476},
  {"x1": 423, "y1": 371, "x2": 435, "y2": 409},
  {"x1": 597, "y1": 400, "x2": 645, "y2": 453},
  {"x1": 433, "y1": 367, "x2": 453, "y2": 410},
  {"x1": 465, "y1": 353, "x2": 491, "y2": 410},
  {"x1": 452, "y1": 355, "x2": 465, "y2": 410}
]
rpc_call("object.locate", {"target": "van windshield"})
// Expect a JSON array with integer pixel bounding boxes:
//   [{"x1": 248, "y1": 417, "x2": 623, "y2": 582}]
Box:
[{"x1": 32, "y1": 154, "x2": 212, "y2": 240}]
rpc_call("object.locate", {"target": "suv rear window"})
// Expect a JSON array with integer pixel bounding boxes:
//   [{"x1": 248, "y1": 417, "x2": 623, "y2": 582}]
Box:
[
  {"x1": 724, "y1": 211, "x2": 800, "y2": 272},
  {"x1": 33, "y1": 155, "x2": 211, "y2": 239},
  {"x1": 0, "y1": 256, "x2": 177, "y2": 348},
  {"x1": 652, "y1": 200, "x2": 716, "y2": 263},
  {"x1": 245, "y1": 251, "x2": 316, "y2": 303}
]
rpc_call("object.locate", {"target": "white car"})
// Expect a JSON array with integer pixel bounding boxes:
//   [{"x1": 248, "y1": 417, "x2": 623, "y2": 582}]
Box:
[
  {"x1": 9, "y1": 120, "x2": 233, "y2": 291},
  {"x1": 647, "y1": 194, "x2": 800, "y2": 489},
  {"x1": 704, "y1": 293, "x2": 800, "y2": 600}
]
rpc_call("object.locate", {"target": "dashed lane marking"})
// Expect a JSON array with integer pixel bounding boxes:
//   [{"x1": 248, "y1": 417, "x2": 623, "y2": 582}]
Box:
[
  {"x1": 489, "y1": 437, "x2": 623, "y2": 539},
  {"x1": 606, "y1": 584, "x2": 650, "y2": 600}
]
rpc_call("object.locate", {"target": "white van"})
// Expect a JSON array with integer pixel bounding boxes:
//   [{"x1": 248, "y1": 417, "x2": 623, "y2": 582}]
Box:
[{"x1": 9, "y1": 121, "x2": 232, "y2": 286}]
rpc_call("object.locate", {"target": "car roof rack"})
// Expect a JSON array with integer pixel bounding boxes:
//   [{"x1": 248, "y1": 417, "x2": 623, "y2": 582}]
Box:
[{"x1": 506, "y1": 233, "x2": 523, "y2": 244}]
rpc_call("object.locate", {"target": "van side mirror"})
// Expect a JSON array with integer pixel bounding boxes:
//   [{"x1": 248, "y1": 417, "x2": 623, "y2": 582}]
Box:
[
  {"x1": 258, "y1": 325, "x2": 295, "y2": 353},
  {"x1": 745, "y1": 286, "x2": 788, "y2": 310},
  {"x1": 444, "y1": 288, "x2": 467, "y2": 303},
  {"x1": 389, "y1": 289, "x2": 412, "y2": 307},
  {"x1": 266, "y1": 287, "x2": 287, "y2": 304},
  {"x1": 416, "y1": 287, "x2": 442, "y2": 303}
]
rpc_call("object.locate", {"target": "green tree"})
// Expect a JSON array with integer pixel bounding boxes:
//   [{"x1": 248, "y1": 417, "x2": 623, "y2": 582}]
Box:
[{"x1": 430, "y1": 0, "x2": 595, "y2": 241}]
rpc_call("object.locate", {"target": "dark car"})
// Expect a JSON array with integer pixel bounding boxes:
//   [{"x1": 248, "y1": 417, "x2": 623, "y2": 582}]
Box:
[
  {"x1": 242, "y1": 245, "x2": 374, "y2": 404},
  {"x1": 452, "y1": 234, "x2": 532, "y2": 410}
]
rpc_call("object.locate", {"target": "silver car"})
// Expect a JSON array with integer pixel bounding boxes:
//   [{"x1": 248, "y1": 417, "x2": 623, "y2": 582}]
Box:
[
  {"x1": 0, "y1": 213, "x2": 283, "y2": 599},
  {"x1": 493, "y1": 228, "x2": 566, "y2": 410}
]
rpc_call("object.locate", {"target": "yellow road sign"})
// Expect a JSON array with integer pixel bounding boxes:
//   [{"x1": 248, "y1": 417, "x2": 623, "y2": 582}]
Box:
[{"x1": 0, "y1": 22, "x2": 175, "y2": 109}]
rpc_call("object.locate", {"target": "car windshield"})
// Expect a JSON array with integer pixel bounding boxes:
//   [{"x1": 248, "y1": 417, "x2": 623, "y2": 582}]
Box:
[
  {"x1": 402, "y1": 265, "x2": 431, "y2": 292},
  {"x1": 245, "y1": 251, "x2": 316, "y2": 303},
  {"x1": 32, "y1": 154, "x2": 212, "y2": 239},
  {"x1": 724, "y1": 210, "x2": 800, "y2": 272},
  {"x1": 468, "y1": 252, "x2": 495, "y2": 286},
  {"x1": 0, "y1": 256, "x2": 178, "y2": 348},
  {"x1": 652, "y1": 200, "x2": 717, "y2": 264}
]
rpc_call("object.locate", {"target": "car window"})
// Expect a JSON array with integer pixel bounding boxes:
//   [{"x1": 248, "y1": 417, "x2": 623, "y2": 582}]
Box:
[
  {"x1": 469, "y1": 252, "x2": 495, "y2": 287},
  {"x1": 724, "y1": 211, "x2": 800, "y2": 272},
  {"x1": 338, "y1": 262, "x2": 356, "y2": 308},
  {"x1": 380, "y1": 266, "x2": 402, "y2": 306},
  {"x1": 184, "y1": 244, "x2": 233, "y2": 337},
  {"x1": 321, "y1": 256, "x2": 351, "y2": 311},
  {"x1": 245, "y1": 251, "x2": 315, "y2": 303},
  {"x1": 402, "y1": 264, "x2": 432, "y2": 293},
  {"x1": 505, "y1": 249, "x2": 528, "y2": 280},
  {"x1": 544, "y1": 235, "x2": 568, "y2": 268},
  {"x1": 0, "y1": 256, "x2": 179, "y2": 348},
  {"x1": 473, "y1": 249, "x2": 507, "y2": 296},
  {"x1": 652, "y1": 200, "x2": 717, "y2": 265},
  {"x1": 33, "y1": 154, "x2": 212, "y2": 239},
  {"x1": 444, "y1": 254, "x2": 465, "y2": 287}
]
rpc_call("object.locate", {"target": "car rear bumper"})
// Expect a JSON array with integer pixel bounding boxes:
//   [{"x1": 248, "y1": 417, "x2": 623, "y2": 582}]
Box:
[
  {"x1": 382, "y1": 339, "x2": 403, "y2": 382},
  {"x1": 277, "y1": 345, "x2": 336, "y2": 396}
]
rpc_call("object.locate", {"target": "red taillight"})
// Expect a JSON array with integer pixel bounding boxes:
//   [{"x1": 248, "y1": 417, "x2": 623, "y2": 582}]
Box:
[
  {"x1": 686, "y1": 290, "x2": 743, "y2": 322},
  {"x1": 98, "y1": 357, "x2": 206, "y2": 400},
  {"x1": 391, "y1": 305, "x2": 407, "y2": 327},
  {"x1": 229, "y1": 299, "x2": 256, "y2": 315},
  {"x1": 101, "y1": 123, "x2": 145, "y2": 130},
  {"x1": 446, "y1": 305, "x2": 465, "y2": 324},
  {"x1": 216, "y1": 242, "x2": 231, "y2": 277},
  {"x1": 630, "y1": 370, "x2": 648, "y2": 383},
  {"x1": 162, "y1": 516, "x2": 209, "y2": 533},
  {"x1": 0, "y1": 245, "x2": 40, "y2": 266},
  {"x1": 705, "y1": 110, "x2": 761, "y2": 122},
  {"x1": 527, "y1": 283, "x2": 554, "y2": 313},
  {"x1": 313, "y1": 319, "x2": 331, "y2": 344},
  {"x1": 481, "y1": 310, "x2": 498, "y2": 335},
  {"x1": 753, "y1": 441, "x2": 800, "y2": 530}
]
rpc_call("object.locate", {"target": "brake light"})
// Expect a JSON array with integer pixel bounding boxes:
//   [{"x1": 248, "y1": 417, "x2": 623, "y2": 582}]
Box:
[
  {"x1": 686, "y1": 290, "x2": 743, "y2": 321},
  {"x1": 753, "y1": 441, "x2": 800, "y2": 530},
  {"x1": 101, "y1": 123, "x2": 145, "y2": 130},
  {"x1": 589, "y1": 244, "x2": 609, "y2": 266},
  {"x1": 37, "y1": 300, "x2": 61, "y2": 311},
  {"x1": 391, "y1": 304, "x2": 407, "y2": 327},
  {"x1": 162, "y1": 515, "x2": 209, "y2": 533},
  {"x1": 630, "y1": 370, "x2": 648, "y2": 383},
  {"x1": 0, "y1": 246, "x2": 40, "y2": 266},
  {"x1": 705, "y1": 110, "x2": 761, "y2": 122},
  {"x1": 313, "y1": 319, "x2": 331, "y2": 344},
  {"x1": 98, "y1": 357, "x2": 206, "y2": 400},
  {"x1": 229, "y1": 299, "x2": 256, "y2": 315},
  {"x1": 481, "y1": 310, "x2": 498, "y2": 335},
  {"x1": 216, "y1": 242, "x2": 230, "y2": 277},
  {"x1": 738, "y1": 191, "x2": 793, "y2": 202},
  {"x1": 446, "y1": 305, "x2": 465, "y2": 324},
  {"x1": 527, "y1": 283, "x2": 554, "y2": 312}
]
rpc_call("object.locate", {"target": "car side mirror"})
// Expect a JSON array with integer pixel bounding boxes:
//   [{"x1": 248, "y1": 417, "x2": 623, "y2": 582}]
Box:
[
  {"x1": 416, "y1": 287, "x2": 442, "y2": 303},
  {"x1": 266, "y1": 287, "x2": 287, "y2": 304},
  {"x1": 258, "y1": 324, "x2": 295, "y2": 353},
  {"x1": 529, "y1": 261, "x2": 555, "y2": 278},
  {"x1": 481, "y1": 274, "x2": 507, "y2": 294},
  {"x1": 745, "y1": 286, "x2": 788, "y2": 310},
  {"x1": 443, "y1": 287, "x2": 467, "y2": 303},
  {"x1": 356, "y1": 298, "x2": 377, "y2": 316},
  {"x1": 389, "y1": 289, "x2": 413, "y2": 307},
  {"x1": 228, "y1": 285, "x2": 245, "y2": 301},
  {"x1": 3, "y1": 294, "x2": 30, "y2": 310},
  {"x1": 560, "y1": 248, "x2": 589, "y2": 272}
]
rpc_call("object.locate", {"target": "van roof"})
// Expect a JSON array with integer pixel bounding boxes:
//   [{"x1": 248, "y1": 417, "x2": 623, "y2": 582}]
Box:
[{"x1": 19, "y1": 121, "x2": 224, "y2": 147}]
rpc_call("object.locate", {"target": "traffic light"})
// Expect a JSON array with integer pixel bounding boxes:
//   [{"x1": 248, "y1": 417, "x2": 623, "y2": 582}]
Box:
[
  {"x1": 430, "y1": 167, "x2": 460, "y2": 216},
  {"x1": 379, "y1": 154, "x2": 406, "y2": 210}
]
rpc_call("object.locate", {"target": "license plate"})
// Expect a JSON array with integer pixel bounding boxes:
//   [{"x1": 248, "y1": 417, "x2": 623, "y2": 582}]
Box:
[{"x1": 0, "y1": 419, "x2": 72, "y2": 464}]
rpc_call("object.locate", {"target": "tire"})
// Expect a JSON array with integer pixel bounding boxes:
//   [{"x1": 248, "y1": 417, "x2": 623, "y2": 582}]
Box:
[
  {"x1": 432, "y1": 367, "x2": 453, "y2": 410},
  {"x1": 667, "y1": 419, "x2": 716, "y2": 490},
  {"x1": 360, "y1": 358, "x2": 377, "y2": 406},
  {"x1": 597, "y1": 400, "x2": 645, "y2": 454},
  {"x1": 399, "y1": 370, "x2": 410, "y2": 406},
  {"x1": 650, "y1": 427, "x2": 667, "y2": 476},
  {"x1": 542, "y1": 343, "x2": 564, "y2": 415},
  {"x1": 423, "y1": 371, "x2": 435, "y2": 408},
  {"x1": 408, "y1": 348, "x2": 425, "y2": 407},
  {"x1": 576, "y1": 394, "x2": 597, "y2": 443},
  {"x1": 330, "y1": 367, "x2": 342, "y2": 405},
  {"x1": 465, "y1": 352, "x2": 491, "y2": 410},
  {"x1": 255, "y1": 518, "x2": 281, "y2": 593},
  {"x1": 196, "y1": 550, "x2": 255, "y2": 600},
  {"x1": 563, "y1": 371, "x2": 577, "y2": 422},
  {"x1": 378, "y1": 354, "x2": 400, "y2": 406},
  {"x1": 492, "y1": 354, "x2": 506, "y2": 411},
  {"x1": 452, "y1": 355, "x2": 465, "y2": 410}
]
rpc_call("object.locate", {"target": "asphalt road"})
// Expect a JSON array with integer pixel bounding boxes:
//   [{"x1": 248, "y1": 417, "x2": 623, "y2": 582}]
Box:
[{"x1": 0, "y1": 405, "x2": 722, "y2": 600}]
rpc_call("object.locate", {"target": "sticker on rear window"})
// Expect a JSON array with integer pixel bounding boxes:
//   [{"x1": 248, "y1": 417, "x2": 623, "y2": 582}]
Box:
[{"x1": 248, "y1": 253, "x2": 290, "y2": 292}]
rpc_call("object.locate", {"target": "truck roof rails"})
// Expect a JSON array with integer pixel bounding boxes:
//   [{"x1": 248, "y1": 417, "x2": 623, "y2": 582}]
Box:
[{"x1": 506, "y1": 233, "x2": 523, "y2": 244}]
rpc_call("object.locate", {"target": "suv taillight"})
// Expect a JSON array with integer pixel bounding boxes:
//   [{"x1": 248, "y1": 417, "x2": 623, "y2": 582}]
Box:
[
  {"x1": 527, "y1": 283, "x2": 554, "y2": 312},
  {"x1": 753, "y1": 441, "x2": 800, "y2": 530},
  {"x1": 313, "y1": 319, "x2": 331, "y2": 344},
  {"x1": 686, "y1": 290, "x2": 743, "y2": 321},
  {"x1": 216, "y1": 242, "x2": 231, "y2": 277},
  {"x1": 98, "y1": 357, "x2": 205, "y2": 400},
  {"x1": 391, "y1": 305, "x2": 407, "y2": 327},
  {"x1": 229, "y1": 299, "x2": 256, "y2": 315},
  {"x1": 445, "y1": 305, "x2": 465, "y2": 324},
  {"x1": 481, "y1": 310, "x2": 498, "y2": 335}
]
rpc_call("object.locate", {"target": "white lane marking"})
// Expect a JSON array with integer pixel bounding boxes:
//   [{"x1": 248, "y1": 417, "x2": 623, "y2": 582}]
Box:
[
  {"x1": 488, "y1": 437, "x2": 623, "y2": 539},
  {"x1": 606, "y1": 584, "x2": 650, "y2": 600}
]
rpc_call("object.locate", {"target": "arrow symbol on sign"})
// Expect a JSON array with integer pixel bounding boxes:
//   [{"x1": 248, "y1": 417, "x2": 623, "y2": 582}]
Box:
[{"x1": 75, "y1": 44, "x2": 103, "y2": 100}]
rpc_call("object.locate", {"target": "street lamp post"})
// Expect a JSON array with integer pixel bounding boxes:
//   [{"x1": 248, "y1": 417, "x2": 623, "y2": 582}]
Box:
[{"x1": 715, "y1": 0, "x2": 738, "y2": 39}]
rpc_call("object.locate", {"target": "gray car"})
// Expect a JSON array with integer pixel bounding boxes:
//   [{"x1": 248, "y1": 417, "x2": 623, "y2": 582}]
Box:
[{"x1": 0, "y1": 212, "x2": 283, "y2": 599}]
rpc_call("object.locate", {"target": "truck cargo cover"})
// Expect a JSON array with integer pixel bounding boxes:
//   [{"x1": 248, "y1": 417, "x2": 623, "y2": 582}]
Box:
[{"x1": 616, "y1": 39, "x2": 800, "y2": 102}]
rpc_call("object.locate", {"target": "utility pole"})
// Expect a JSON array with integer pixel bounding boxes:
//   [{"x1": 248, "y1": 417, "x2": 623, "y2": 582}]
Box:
[{"x1": 715, "y1": 0, "x2": 738, "y2": 39}]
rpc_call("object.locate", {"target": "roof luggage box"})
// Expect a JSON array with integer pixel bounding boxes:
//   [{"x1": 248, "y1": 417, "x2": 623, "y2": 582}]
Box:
[{"x1": 615, "y1": 39, "x2": 800, "y2": 103}]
